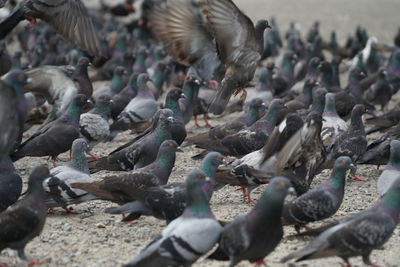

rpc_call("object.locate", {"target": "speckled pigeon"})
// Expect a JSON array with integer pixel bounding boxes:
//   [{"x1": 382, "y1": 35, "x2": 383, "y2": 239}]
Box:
[
  {"x1": 281, "y1": 178, "x2": 400, "y2": 266},
  {"x1": 122, "y1": 170, "x2": 222, "y2": 267},
  {"x1": 282, "y1": 156, "x2": 355, "y2": 233}
]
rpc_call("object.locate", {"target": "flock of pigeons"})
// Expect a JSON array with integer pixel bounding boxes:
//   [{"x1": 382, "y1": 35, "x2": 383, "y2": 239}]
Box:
[{"x1": 0, "y1": 0, "x2": 400, "y2": 266}]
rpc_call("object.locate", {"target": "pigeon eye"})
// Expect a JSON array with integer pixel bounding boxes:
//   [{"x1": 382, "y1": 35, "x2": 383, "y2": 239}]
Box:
[
  {"x1": 18, "y1": 74, "x2": 24, "y2": 81},
  {"x1": 80, "y1": 97, "x2": 85, "y2": 102},
  {"x1": 197, "y1": 174, "x2": 203, "y2": 179},
  {"x1": 41, "y1": 168, "x2": 47, "y2": 174},
  {"x1": 174, "y1": 90, "x2": 178, "y2": 95},
  {"x1": 279, "y1": 183, "x2": 284, "y2": 188},
  {"x1": 217, "y1": 156, "x2": 221, "y2": 161},
  {"x1": 341, "y1": 160, "x2": 346, "y2": 165},
  {"x1": 168, "y1": 143, "x2": 173, "y2": 148}
]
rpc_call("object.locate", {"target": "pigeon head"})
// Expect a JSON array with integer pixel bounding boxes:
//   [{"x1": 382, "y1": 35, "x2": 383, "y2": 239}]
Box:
[
  {"x1": 333, "y1": 156, "x2": 356, "y2": 175},
  {"x1": 71, "y1": 94, "x2": 90, "y2": 108},
  {"x1": 254, "y1": 177, "x2": 293, "y2": 216},
  {"x1": 3, "y1": 70, "x2": 31, "y2": 91},
  {"x1": 137, "y1": 73, "x2": 152, "y2": 94},
  {"x1": 303, "y1": 79, "x2": 318, "y2": 96},
  {"x1": 158, "y1": 108, "x2": 175, "y2": 126},
  {"x1": 268, "y1": 98, "x2": 287, "y2": 116},
  {"x1": 28, "y1": 165, "x2": 51, "y2": 194},
  {"x1": 389, "y1": 140, "x2": 400, "y2": 167},
  {"x1": 248, "y1": 98, "x2": 266, "y2": 123},
  {"x1": 378, "y1": 67, "x2": 388, "y2": 78},
  {"x1": 71, "y1": 138, "x2": 89, "y2": 154},
  {"x1": 266, "y1": 62, "x2": 275, "y2": 70},
  {"x1": 114, "y1": 66, "x2": 128, "y2": 76},
  {"x1": 166, "y1": 88, "x2": 185, "y2": 101},
  {"x1": 184, "y1": 170, "x2": 213, "y2": 217},
  {"x1": 351, "y1": 104, "x2": 374, "y2": 118},
  {"x1": 349, "y1": 68, "x2": 366, "y2": 81},
  {"x1": 308, "y1": 57, "x2": 321, "y2": 70},
  {"x1": 311, "y1": 88, "x2": 327, "y2": 114},
  {"x1": 200, "y1": 152, "x2": 224, "y2": 200},
  {"x1": 96, "y1": 94, "x2": 112, "y2": 105},
  {"x1": 256, "y1": 19, "x2": 271, "y2": 30},
  {"x1": 95, "y1": 94, "x2": 113, "y2": 116},
  {"x1": 77, "y1": 57, "x2": 91, "y2": 67}
]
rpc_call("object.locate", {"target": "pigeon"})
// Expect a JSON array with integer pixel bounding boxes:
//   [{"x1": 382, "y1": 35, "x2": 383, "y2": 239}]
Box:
[
  {"x1": 321, "y1": 93, "x2": 348, "y2": 150},
  {"x1": 164, "y1": 88, "x2": 186, "y2": 145},
  {"x1": 110, "y1": 73, "x2": 159, "y2": 133},
  {"x1": 365, "y1": 103, "x2": 400, "y2": 134},
  {"x1": 363, "y1": 68, "x2": 394, "y2": 111},
  {"x1": 185, "y1": 97, "x2": 266, "y2": 150},
  {"x1": 359, "y1": 123, "x2": 400, "y2": 165},
  {"x1": 122, "y1": 170, "x2": 222, "y2": 267},
  {"x1": 11, "y1": 94, "x2": 90, "y2": 164},
  {"x1": 282, "y1": 156, "x2": 355, "y2": 233},
  {"x1": 335, "y1": 68, "x2": 366, "y2": 119},
  {"x1": 88, "y1": 109, "x2": 174, "y2": 172},
  {"x1": 203, "y1": 0, "x2": 270, "y2": 114},
  {"x1": 80, "y1": 94, "x2": 112, "y2": 149},
  {"x1": 214, "y1": 113, "x2": 304, "y2": 201},
  {"x1": 0, "y1": 69, "x2": 29, "y2": 160},
  {"x1": 44, "y1": 138, "x2": 95, "y2": 212},
  {"x1": 284, "y1": 78, "x2": 318, "y2": 114},
  {"x1": 281, "y1": 178, "x2": 400, "y2": 266},
  {"x1": 110, "y1": 73, "x2": 139, "y2": 120},
  {"x1": 219, "y1": 98, "x2": 287, "y2": 157},
  {"x1": 272, "y1": 51, "x2": 297, "y2": 96},
  {"x1": 321, "y1": 105, "x2": 374, "y2": 172},
  {"x1": 150, "y1": 0, "x2": 221, "y2": 86},
  {"x1": 0, "y1": 0, "x2": 103, "y2": 56},
  {"x1": 104, "y1": 152, "x2": 224, "y2": 223},
  {"x1": 72, "y1": 140, "x2": 181, "y2": 205},
  {"x1": 0, "y1": 165, "x2": 51, "y2": 265},
  {"x1": 180, "y1": 75, "x2": 202, "y2": 125},
  {"x1": 319, "y1": 61, "x2": 340, "y2": 93},
  {"x1": 93, "y1": 66, "x2": 128, "y2": 100},
  {"x1": 276, "y1": 112, "x2": 325, "y2": 185},
  {"x1": 376, "y1": 140, "x2": 400, "y2": 196},
  {"x1": 0, "y1": 156, "x2": 22, "y2": 213},
  {"x1": 23, "y1": 58, "x2": 92, "y2": 121},
  {"x1": 208, "y1": 177, "x2": 294, "y2": 266}
]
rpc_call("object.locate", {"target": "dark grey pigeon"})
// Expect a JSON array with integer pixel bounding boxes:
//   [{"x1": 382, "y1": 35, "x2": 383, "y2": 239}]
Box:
[
  {"x1": 0, "y1": 70, "x2": 29, "y2": 160},
  {"x1": 93, "y1": 66, "x2": 128, "y2": 100},
  {"x1": 282, "y1": 156, "x2": 355, "y2": 233},
  {"x1": 0, "y1": 165, "x2": 51, "y2": 265},
  {"x1": 180, "y1": 75, "x2": 202, "y2": 125},
  {"x1": 0, "y1": 0, "x2": 103, "y2": 56},
  {"x1": 363, "y1": 68, "x2": 394, "y2": 111},
  {"x1": 88, "y1": 109, "x2": 174, "y2": 172},
  {"x1": 164, "y1": 88, "x2": 186, "y2": 145},
  {"x1": 72, "y1": 140, "x2": 181, "y2": 204},
  {"x1": 365, "y1": 103, "x2": 400, "y2": 135},
  {"x1": 208, "y1": 177, "x2": 293, "y2": 266},
  {"x1": 104, "y1": 152, "x2": 224, "y2": 223},
  {"x1": 281, "y1": 178, "x2": 400, "y2": 266},
  {"x1": 203, "y1": 0, "x2": 270, "y2": 115},
  {"x1": 122, "y1": 170, "x2": 222, "y2": 267},
  {"x1": 11, "y1": 94, "x2": 90, "y2": 165},
  {"x1": 44, "y1": 138, "x2": 95, "y2": 213},
  {"x1": 0, "y1": 156, "x2": 22, "y2": 213}
]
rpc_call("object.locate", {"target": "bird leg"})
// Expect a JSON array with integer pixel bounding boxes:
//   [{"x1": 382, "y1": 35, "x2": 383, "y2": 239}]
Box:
[
  {"x1": 25, "y1": 16, "x2": 37, "y2": 30},
  {"x1": 340, "y1": 261, "x2": 352, "y2": 267},
  {"x1": 121, "y1": 214, "x2": 137, "y2": 225},
  {"x1": 233, "y1": 88, "x2": 247, "y2": 101},
  {"x1": 194, "y1": 116, "x2": 201, "y2": 128},
  {"x1": 203, "y1": 116, "x2": 212, "y2": 128},
  {"x1": 88, "y1": 153, "x2": 100, "y2": 161},
  {"x1": 68, "y1": 149, "x2": 72, "y2": 160},
  {"x1": 63, "y1": 207, "x2": 79, "y2": 215},
  {"x1": 352, "y1": 174, "x2": 367, "y2": 182},
  {"x1": 237, "y1": 187, "x2": 247, "y2": 200},
  {"x1": 28, "y1": 259, "x2": 51, "y2": 267},
  {"x1": 252, "y1": 259, "x2": 267, "y2": 266}
]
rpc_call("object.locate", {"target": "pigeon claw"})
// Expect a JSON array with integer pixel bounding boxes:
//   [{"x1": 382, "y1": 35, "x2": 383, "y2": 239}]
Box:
[
  {"x1": 89, "y1": 154, "x2": 100, "y2": 161},
  {"x1": 27, "y1": 258, "x2": 50, "y2": 267},
  {"x1": 236, "y1": 187, "x2": 247, "y2": 199},
  {"x1": 203, "y1": 117, "x2": 212, "y2": 128},
  {"x1": 352, "y1": 174, "x2": 367, "y2": 182},
  {"x1": 252, "y1": 259, "x2": 267, "y2": 266},
  {"x1": 64, "y1": 207, "x2": 79, "y2": 215}
]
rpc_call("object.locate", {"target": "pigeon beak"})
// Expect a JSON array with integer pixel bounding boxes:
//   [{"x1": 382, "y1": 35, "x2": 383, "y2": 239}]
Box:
[
  {"x1": 86, "y1": 99, "x2": 93, "y2": 105},
  {"x1": 288, "y1": 187, "x2": 297, "y2": 196},
  {"x1": 167, "y1": 116, "x2": 174, "y2": 123},
  {"x1": 180, "y1": 93, "x2": 185, "y2": 99},
  {"x1": 194, "y1": 79, "x2": 201, "y2": 85},
  {"x1": 205, "y1": 177, "x2": 211, "y2": 182},
  {"x1": 176, "y1": 147, "x2": 184, "y2": 153},
  {"x1": 349, "y1": 163, "x2": 357, "y2": 175},
  {"x1": 123, "y1": 70, "x2": 128, "y2": 75},
  {"x1": 366, "y1": 109, "x2": 377, "y2": 117},
  {"x1": 109, "y1": 99, "x2": 114, "y2": 104}
]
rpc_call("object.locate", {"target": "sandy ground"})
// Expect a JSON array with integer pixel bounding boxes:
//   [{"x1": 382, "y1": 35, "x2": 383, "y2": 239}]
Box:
[{"x1": 1, "y1": 0, "x2": 400, "y2": 266}]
